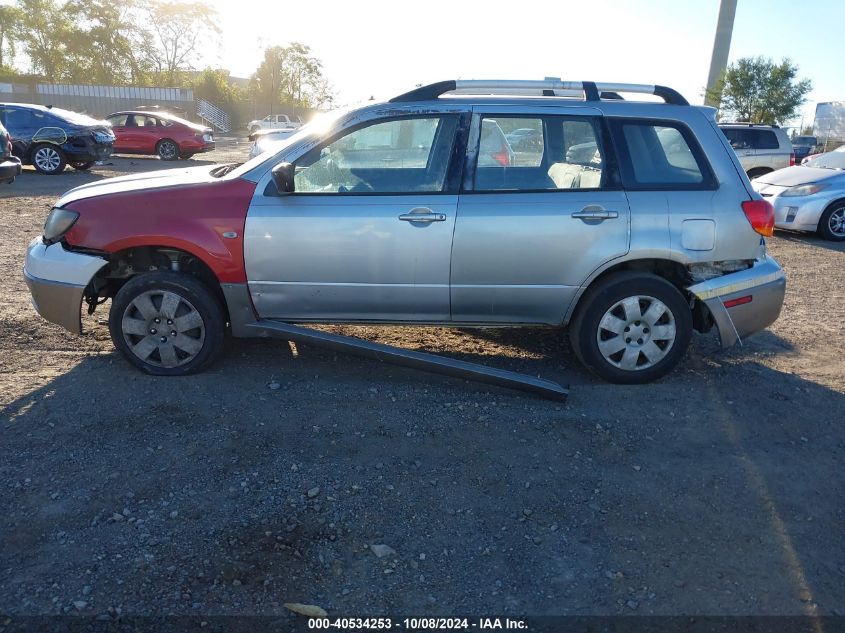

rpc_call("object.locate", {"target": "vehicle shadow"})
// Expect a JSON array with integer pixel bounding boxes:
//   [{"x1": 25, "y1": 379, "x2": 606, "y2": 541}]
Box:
[
  {"x1": 1, "y1": 345, "x2": 843, "y2": 615},
  {"x1": 773, "y1": 231, "x2": 845, "y2": 253}
]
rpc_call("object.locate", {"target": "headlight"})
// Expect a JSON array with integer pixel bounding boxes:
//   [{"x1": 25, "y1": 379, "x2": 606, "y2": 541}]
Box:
[
  {"x1": 43, "y1": 208, "x2": 79, "y2": 244},
  {"x1": 781, "y1": 183, "x2": 828, "y2": 197}
]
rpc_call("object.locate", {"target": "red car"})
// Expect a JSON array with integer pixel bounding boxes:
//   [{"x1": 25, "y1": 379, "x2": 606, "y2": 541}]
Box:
[{"x1": 106, "y1": 111, "x2": 215, "y2": 160}]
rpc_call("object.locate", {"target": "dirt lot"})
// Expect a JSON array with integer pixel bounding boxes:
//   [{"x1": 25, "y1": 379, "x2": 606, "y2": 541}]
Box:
[{"x1": 1, "y1": 142, "x2": 843, "y2": 624}]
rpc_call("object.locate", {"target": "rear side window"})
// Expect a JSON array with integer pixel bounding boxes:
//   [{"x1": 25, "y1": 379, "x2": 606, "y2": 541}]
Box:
[
  {"x1": 749, "y1": 129, "x2": 779, "y2": 149},
  {"x1": 473, "y1": 115, "x2": 606, "y2": 191},
  {"x1": 613, "y1": 120, "x2": 714, "y2": 189},
  {"x1": 721, "y1": 127, "x2": 779, "y2": 150}
]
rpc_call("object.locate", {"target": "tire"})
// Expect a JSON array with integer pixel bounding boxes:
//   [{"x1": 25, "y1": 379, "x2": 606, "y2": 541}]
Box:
[
  {"x1": 569, "y1": 272, "x2": 693, "y2": 384},
  {"x1": 747, "y1": 167, "x2": 772, "y2": 180},
  {"x1": 108, "y1": 271, "x2": 225, "y2": 376},
  {"x1": 71, "y1": 161, "x2": 94, "y2": 171},
  {"x1": 156, "y1": 139, "x2": 180, "y2": 160},
  {"x1": 31, "y1": 143, "x2": 67, "y2": 175},
  {"x1": 817, "y1": 202, "x2": 845, "y2": 241}
]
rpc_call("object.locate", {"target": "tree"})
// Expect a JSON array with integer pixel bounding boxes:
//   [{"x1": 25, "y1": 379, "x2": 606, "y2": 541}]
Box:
[
  {"x1": 709, "y1": 56, "x2": 812, "y2": 125},
  {"x1": 63, "y1": 0, "x2": 148, "y2": 85},
  {"x1": 14, "y1": 0, "x2": 74, "y2": 82},
  {"x1": 0, "y1": 4, "x2": 21, "y2": 72},
  {"x1": 193, "y1": 68, "x2": 243, "y2": 105},
  {"x1": 251, "y1": 43, "x2": 333, "y2": 114},
  {"x1": 145, "y1": 1, "x2": 220, "y2": 85}
]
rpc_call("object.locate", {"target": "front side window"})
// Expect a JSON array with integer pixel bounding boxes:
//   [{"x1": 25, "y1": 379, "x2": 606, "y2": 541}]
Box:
[
  {"x1": 292, "y1": 115, "x2": 459, "y2": 194},
  {"x1": 473, "y1": 115, "x2": 605, "y2": 191},
  {"x1": 617, "y1": 121, "x2": 711, "y2": 187}
]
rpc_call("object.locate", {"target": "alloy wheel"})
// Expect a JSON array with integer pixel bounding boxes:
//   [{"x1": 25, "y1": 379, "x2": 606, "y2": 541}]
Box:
[
  {"x1": 828, "y1": 207, "x2": 845, "y2": 237},
  {"x1": 34, "y1": 147, "x2": 61, "y2": 172},
  {"x1": 158, "y1": 141, "x2": 178, "y2": 160}
]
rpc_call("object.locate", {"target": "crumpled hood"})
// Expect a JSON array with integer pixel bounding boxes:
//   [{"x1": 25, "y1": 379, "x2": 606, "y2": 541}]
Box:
[
  {"x1": 56, "y1": 165, "x2": 220, "y2": 207},
  {"x1": 754, "y1": 166, "x2": 841, "y2": 187}
]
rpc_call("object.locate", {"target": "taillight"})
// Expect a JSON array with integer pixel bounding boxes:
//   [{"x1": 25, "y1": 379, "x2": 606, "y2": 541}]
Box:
[
  {"x1": 741, "y1": 199, "x2": 775, "y2": 237},
  {"x1": 493, "y1": 150, "x2": 511, "y2": 166},
  {"x1": 789, "y1": 152, "x2": 795, "y2": 166}
]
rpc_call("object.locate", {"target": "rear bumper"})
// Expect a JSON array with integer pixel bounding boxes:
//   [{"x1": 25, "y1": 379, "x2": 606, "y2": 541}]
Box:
[
  {"x1": 23, "y1": 237, "x2": 108, "y2": 334},
  {"x1": 687, "y1": 255, "x2": 786, "y2": 348},
  {"x1": 1, "y1": 156, "x2": 22, "y2": 182}
]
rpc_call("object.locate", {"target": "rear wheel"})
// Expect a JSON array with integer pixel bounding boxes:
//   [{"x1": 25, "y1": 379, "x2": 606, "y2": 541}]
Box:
[
  {"x1": 569, "y1": 273, "x2": 692, "y2": 383},
  {"x1": 31, "y1": 144, "x2": 67, "y2": 175},
  {"x1": 818, "y1": 202, "x2": 845, "y2": 241},
  {"x1": 108, "y1": 271, "x2": 225, "y2": 376},
  {"x1": 156, "y1": 139, "x2": 179, "y2": 160}
]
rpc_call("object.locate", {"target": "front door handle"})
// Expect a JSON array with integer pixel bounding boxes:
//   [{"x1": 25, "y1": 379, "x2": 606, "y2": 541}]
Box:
[
  {"x1": 571, "y1": 208, "x2": 619, "y2": 221},
  {"x1": 399, "y1": 208, "x2": 447, "y2": 223}
]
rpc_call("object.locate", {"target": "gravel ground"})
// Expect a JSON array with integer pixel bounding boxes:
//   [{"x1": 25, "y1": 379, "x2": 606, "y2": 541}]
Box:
[{"x1": 1, "y1": 140, "x2": 843, "y2": 624}]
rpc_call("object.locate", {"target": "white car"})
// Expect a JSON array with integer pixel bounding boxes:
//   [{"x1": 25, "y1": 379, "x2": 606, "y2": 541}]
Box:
[
  {"x1": 752, "y1": 146, "x2": 845, "y2": 240},
  {"x1": 248, "y1": 128, "x2": 300, "y2": 158},
  {"x1": 247, "y1": 113, "x2": 302, "y2": 135}
]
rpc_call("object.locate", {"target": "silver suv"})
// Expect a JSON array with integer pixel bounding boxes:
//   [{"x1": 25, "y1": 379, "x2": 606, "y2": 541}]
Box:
[
  {"x1": 24, "y1": 79, "x2": 786, "y2": 385},
  {"x1": 719, "y1": 123, "x2": 794, "y2": 179}
]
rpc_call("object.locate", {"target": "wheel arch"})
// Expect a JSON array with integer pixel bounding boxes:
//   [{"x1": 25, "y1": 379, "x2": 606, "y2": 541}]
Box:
[
  {"x1": 564, "y1": 257, "x2": 691, "y2": 326},
  {"x1": 91, "y1": 244, "x2": 229, "y2": 322}
]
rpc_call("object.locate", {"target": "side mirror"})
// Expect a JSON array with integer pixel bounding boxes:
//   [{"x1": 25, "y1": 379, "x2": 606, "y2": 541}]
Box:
[{"x1": 271, "y1": 162, "x2": 295, "y2": 194}]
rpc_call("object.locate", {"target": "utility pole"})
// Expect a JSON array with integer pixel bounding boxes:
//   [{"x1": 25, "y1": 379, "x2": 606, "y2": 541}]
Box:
[{"x1": 704, "y1": 0, "x2": 738, "y2": 107}]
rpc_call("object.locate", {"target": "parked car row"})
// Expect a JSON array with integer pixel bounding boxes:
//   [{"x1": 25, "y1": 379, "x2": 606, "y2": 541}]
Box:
[{"x1": 0, "y1": 103, "x2": 215, "y2": 175}]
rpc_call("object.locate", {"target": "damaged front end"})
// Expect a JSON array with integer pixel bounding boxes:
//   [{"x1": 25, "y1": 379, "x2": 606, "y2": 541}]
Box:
[{"x1": 686, "y1": 253, "x2": 786, "y2": 348}]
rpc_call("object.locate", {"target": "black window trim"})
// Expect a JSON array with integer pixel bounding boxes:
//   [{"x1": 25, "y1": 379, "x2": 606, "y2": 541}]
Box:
[
  {"x1": 264, "y1": 112, "x2": 470, "y2": 197},
  {"x1": 463, "y1": 112, "x2": 623, "y2": 195},
  {"x1": 609, "y1": 117, "x2": 718, "y2": 192}
]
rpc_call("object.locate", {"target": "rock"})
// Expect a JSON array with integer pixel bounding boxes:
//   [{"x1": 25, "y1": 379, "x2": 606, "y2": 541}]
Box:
[
  {"x1": 169, "y1": 511, "x2": 178, "y2": 519},
  {"x1": 73, "y1": 600, "x2": 88, "y2": 610},
  {"x1": 626, "y1": 600, "x2": 638, "y2": 610},
  {"x1": 268, "y1": 381, "x2": 281, "y2": 390},
  {"x1": 307, "y1": 487, "x2": 321, "y2": 499},
  {"x1": 284, "y1": 603, "x2": 328, "y2": 617},
  {"x1": 370, "y1": 544, "x2": 396, "y2": 559},
  {"x1": 632, "y1": 465, "x2": 642, "y2": 472},
  {"x1": 82, "y1": 585, "x2": 91, "y2": 596}
]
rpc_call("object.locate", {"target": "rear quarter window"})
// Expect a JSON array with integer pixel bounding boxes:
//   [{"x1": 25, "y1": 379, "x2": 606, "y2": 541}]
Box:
[
  {"x1": 749, "y1": 129, "x2": 779, "y2": 150},
  {"x1": 612, "y1": 119, "x2": 716, "y2": 190}
]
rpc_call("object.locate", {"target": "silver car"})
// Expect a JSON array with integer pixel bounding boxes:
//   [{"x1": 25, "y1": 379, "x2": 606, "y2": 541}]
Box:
[
  {"x1": 23, "y1": 79, "x2": 786, "y2": 384},
  {"x1": 752, "y1": 145, "x2": 845, "y2": 240},
  {"x1": 719, "y1": 123, "x2": 794, "y2": 179}
]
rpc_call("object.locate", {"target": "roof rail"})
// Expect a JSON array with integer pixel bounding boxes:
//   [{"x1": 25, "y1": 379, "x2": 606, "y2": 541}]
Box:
[{"x1": 390, "y1": 80, "x2": 689, "y2": 106}]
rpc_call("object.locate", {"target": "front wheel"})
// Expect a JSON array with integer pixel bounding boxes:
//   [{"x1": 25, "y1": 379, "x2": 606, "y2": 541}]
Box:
[
  {"x1": 108, "y1": 272, "x2": 225, "y2": 376},
  {"x1": 818, "y1": 203, "x2": 845, "y2": 241},
  {"x1": 569, "y1": 273, "x2": 693, "y2": 384},
  {"x1": 31, "y1": 144, "x2": 67, "y2": 175}
]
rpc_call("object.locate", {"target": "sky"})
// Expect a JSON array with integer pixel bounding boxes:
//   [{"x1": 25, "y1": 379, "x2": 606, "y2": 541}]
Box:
[{"x1": 202, "y1": 0, "x2": 845, "y2": 128}]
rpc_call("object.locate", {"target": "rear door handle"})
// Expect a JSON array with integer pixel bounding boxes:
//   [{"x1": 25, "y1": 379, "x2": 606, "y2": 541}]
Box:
[
  {"x1": 399, "y1": 208, "x2": 447, "y2": 223},
  {"x1": 571, "y1": 209, "x2": 619, "y2": 221}
]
